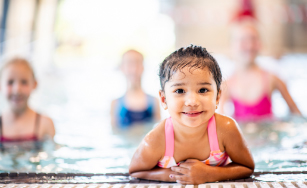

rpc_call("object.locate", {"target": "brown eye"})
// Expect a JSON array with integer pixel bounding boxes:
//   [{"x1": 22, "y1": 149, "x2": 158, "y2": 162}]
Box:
[
  {"x1": 175, "y1": 89, "x2": 185, "y2": 94},
  {"x1": 199, "y1": 88, "x2": 208, "y2": 93}
]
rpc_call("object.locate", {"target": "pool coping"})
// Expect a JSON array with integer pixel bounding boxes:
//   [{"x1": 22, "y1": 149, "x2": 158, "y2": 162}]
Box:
[{"x1": 0, "y1": 171, "x2": 306, "y2": 184}]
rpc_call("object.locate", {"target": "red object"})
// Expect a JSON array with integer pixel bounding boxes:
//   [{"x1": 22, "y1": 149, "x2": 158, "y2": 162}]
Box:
[{"x1": 235, "y1": 0, "x2": 255, "y2": 22}]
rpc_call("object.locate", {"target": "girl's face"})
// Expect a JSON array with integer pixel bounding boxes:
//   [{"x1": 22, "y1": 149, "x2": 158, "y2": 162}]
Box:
[
  {"x1": 0, "y1": 63, "x2": 37, "y2": 112},
  {"x1": 159, "y1": 66, "x2": 220, "y2": 128}
]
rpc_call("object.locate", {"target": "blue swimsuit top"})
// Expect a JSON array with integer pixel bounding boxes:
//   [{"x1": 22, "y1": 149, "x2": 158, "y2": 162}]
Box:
[{"x1": 116, "y1": 95, "x2": 155, "y2": 128}]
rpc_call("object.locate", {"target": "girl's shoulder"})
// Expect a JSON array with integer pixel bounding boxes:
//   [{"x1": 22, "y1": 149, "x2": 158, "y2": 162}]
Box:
[
  {"x1": 215, "y1": 112, "x2": 236, "y2": 124},
  {"x1": 215, "y1": 113, "x2": 243, "y2": 148},
  {"x1": 142, "y1": 119, "x2": 166, "y2": 153},
  {"x1": 215, "y1": 113, "x2": 240, "y2": 135}
]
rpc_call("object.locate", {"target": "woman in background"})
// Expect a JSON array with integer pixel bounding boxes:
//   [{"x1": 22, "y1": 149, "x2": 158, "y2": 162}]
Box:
[
  {"x1": 0, "y1": 58, "x2": 55, "y2": 142},
  {"x1": 219, "y1": 22, "x2": 301, "y2": 122},
  {"x1": 111, "y1": 50, "x2": 160, "y2": 128}
]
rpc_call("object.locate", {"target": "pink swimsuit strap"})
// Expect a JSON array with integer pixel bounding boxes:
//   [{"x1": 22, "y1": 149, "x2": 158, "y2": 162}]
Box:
[
  {"x1": 207, "y1": 115, "x2": 220, "y2": 151},
  {"x1": 164, "y1": 115, "x2": 220, "y2": 157},
  {"x1": 164, "y1": 118, "x2": 174, "y2": 156}
]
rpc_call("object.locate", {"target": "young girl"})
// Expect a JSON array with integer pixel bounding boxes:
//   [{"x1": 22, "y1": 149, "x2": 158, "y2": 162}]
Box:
[
  {"x1": 111, "y1": 50, "x2": 160, "y2": 128},
  {"x1": 129, "y1": 45, "x2": 254, "y2": 184},
  {"x1": 0, "y1": 58, "x2": 55, "y2": 142}
]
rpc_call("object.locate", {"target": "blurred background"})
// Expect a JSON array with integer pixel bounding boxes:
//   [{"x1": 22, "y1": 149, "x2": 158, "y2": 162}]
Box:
[{"x1": 0, "y1": 0, "x2": 307, "y2": 173}]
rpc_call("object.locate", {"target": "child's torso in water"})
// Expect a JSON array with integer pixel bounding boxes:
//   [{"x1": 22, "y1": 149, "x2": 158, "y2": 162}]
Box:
[
  {"x1": 116, "y1": 94, "x2": 155, "y2": 127},
  {"x1": 0, "y1": 113, "x2": 40, "y2": 142},
  {"x1": 230, "y1": 70, "x2": 273, "y2": 121},
  {"x1": 158, "y1": 115, "x2": 229, "y2": 168}
]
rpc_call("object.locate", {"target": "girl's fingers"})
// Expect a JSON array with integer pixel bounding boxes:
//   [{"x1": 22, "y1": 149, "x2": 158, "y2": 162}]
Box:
[
  {"x1": 178, "y1": 162, "x2": 192, "y2": 169},
  {"x1": 173, "y1": 174, "x2": 189, "y2": 181},
  {"x1": 171, "y1": 166, "x2": 189, "y2": 174}
]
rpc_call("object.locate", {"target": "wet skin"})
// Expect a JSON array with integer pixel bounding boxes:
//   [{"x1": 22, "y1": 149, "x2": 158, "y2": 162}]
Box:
[{"x1": 129, "y1": 67, "x2": 255, "y2": 184}]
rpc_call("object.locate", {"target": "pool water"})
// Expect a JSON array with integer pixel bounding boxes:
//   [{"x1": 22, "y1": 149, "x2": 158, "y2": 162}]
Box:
[
  {"x1": 0, "y1": 117, "x2": 307, "y2": 173},
  {"x1": 242, "y1": 117, "x2": 307, "y2": 172}
]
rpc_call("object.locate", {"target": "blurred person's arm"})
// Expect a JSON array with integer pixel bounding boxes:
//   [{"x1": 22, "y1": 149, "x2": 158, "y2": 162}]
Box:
[{"x1": 273, "y1": 75, "x2": 302, "y2": 115}]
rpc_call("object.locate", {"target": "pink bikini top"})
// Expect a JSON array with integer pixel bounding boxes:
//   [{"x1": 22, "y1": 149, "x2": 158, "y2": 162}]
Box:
[
  {"x1": 158, "y1": 116, "x2": 229, "y2": 168},
  {"x1": 231, "y1": 72, "x2": 273, "y2": 122}
]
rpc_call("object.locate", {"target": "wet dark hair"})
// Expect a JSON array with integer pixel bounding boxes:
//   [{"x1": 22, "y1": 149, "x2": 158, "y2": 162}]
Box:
[{"x1": 159, "y1": 44, "x2": 222, "y2": 92}]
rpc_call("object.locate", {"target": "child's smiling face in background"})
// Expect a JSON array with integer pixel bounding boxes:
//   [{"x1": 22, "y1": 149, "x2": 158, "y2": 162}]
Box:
[
  {"x1": 160, "y1": 66, "x2": 220, "y2": 128},
  {"x1": 0, "y1": 62, "x2": 37, "y2": 113}
]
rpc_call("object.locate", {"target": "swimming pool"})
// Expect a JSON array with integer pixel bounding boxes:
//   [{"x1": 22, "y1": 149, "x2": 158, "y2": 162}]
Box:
[
  {"x1": 0, "y1": 116, "x2": 307, "y2": 174},
  {"x1": 0, "y1": 54, "x2": 307, "y2": 179}
]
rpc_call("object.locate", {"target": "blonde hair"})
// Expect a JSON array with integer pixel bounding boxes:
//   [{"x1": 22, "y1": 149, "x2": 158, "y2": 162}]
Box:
[{"x1": 0, "y1": 57, "x2": 36, "y2": 81}]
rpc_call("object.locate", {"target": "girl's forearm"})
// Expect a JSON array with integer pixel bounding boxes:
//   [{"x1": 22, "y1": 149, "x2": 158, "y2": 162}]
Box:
[
  {"x1": 207, "y1": 163, "x2": 254, "y2": 182},
  {"x1": 130, "y1": 163, "x2": 254, "y2": 183},
  {"x1": 130, "y1": 167, "x2": 176, "y2": 182}
]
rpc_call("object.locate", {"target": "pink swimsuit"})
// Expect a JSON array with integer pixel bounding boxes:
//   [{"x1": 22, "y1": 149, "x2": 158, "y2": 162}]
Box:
[
  {"x1": 158, "y1": 116, "x2": 229, "y2": 168},
  {"x1": 232, "y1": 95, "x2": 272, "y2": 122},
  {"x1": 231, "y1": 72, "x2": 273, "y2": 122}
]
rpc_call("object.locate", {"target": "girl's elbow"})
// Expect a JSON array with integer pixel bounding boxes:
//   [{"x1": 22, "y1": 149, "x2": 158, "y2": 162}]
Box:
[
  {"x1": 129, "y1": 170, "x2": 143, "y2": 179},
  {"x1": 128, "y1": 165, "x2": 136, "y2": 174},
  {"x1": 250, "y1": 158, "x2": 255, "y2": 171},
  {"x1": 249, "y1": 165, "x2": 255, "y2": 174},
  {"x1": 129, "y1": 171, "x2": 137, "y2": 177},
  {"x1": 128, "y1": 164, "x2": 141, "y2": 175},
  {"x1": 247, "y1": 161, "x2": 255, "y2": 175}
]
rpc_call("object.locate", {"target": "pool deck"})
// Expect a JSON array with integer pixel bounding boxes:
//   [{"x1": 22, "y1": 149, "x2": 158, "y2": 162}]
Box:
[{"x1": 0, "y1": 172, "x2": 306, "y2": 184}]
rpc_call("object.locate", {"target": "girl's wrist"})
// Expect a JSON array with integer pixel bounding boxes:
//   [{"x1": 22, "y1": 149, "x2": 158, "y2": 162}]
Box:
[{"x1": 202, "y1": 165, "x2": 216, "y2": 183}]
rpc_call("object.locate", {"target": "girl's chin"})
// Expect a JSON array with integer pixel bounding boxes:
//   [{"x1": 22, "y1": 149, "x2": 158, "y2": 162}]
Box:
[{"x1": 182, "y1": 120, "x2": 205, "y2": 128}]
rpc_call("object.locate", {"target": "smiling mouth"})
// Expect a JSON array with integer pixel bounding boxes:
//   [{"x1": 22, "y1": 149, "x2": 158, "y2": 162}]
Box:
[{"x1": 182, "y1": 111, "x2": 203, "y2": 116}]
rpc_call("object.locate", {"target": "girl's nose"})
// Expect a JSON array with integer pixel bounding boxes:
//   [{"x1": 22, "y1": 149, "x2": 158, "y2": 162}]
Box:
[{"x1": 184, "y1": 93, "x2": 199, "y2": 107}]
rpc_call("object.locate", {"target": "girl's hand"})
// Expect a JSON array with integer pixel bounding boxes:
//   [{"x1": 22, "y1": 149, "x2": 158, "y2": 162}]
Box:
[{"x1": 169, "y1": 159, "x2": 212, "y2": 184}]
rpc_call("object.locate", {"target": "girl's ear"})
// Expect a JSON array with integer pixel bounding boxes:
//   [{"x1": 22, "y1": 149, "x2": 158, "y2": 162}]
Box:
[{"x1": 159, "y1": 90, "x2": 168, "y2": 110}]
